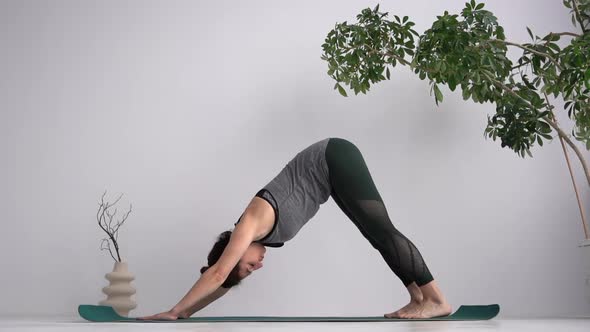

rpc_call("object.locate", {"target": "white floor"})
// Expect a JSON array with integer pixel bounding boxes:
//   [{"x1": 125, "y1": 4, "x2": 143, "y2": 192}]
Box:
[{"x1": 1, "y1": 317, "x2": 589, "y2": 332}]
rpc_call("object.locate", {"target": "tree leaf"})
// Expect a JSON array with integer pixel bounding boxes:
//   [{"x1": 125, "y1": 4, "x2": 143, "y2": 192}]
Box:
[
  {"x1": 462, "y1": 88, "x2": 471, "y2": 100},
  {"x1": 336, "y1": 83, "x2": 348, "y2": 97},
  {"x1": 433, "y1": 84, "x2": 443, "y2": 104},
  {"x1": 548, "y1": 43, "x2": 561, "y2": 52},
  {"x1": 526, "y1": 26, "x2": 534, "y2": 40}
]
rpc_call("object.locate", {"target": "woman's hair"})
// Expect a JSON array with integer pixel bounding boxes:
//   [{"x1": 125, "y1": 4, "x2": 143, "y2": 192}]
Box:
[{"x1": 200, "y1": 230, "x2": 243, "y2": 289}]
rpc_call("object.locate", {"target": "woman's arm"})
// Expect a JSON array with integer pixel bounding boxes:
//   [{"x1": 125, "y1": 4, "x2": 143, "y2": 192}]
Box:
[
  {"x1": 170, "y1": 268, "x2": 225, "y2": 316},
  {"x1": 138, "y1": 268, "x2": 224, "y2": 320},
  {"x1": 170, "y1": 216, "x2": 258, "y2": 316},
  {"x1": 184, "y1": 286, "x2": 230, "y2": 316}
]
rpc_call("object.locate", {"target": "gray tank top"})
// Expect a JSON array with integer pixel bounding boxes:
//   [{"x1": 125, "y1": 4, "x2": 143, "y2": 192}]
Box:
[{"x1": 235, "y1": 138, "x2": 332, "y2": 247}]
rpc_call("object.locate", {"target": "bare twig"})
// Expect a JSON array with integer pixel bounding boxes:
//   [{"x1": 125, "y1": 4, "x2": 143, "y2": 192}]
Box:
[
  {"x1": 100, "y1": 238, "x2": 117, "y2": 262},
  {"x1": 113, "y1": 205, "x2": 132, "y2": 235},
  {"x1": 96, "y1": 191, "x2": 132, "y2": 263},
  {"x1": 97, "y1": 192, "x2": 110, "y2": 233}
]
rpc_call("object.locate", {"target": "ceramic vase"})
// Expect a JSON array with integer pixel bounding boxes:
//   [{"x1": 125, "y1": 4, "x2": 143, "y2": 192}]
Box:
[{"x1": 99, "y1": 261, "x2": 137, "y2": 316}]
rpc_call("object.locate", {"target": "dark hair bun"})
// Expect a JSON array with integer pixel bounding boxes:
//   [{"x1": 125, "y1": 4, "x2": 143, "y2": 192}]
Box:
[{"x1": 218, "y1": 231, "x2": 232, "y2": 241}]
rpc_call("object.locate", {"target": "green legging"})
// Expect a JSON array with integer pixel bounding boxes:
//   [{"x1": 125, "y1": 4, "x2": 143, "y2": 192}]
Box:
[{"x1": 325, "y1": 137, "x2": 434, "y2": 287}]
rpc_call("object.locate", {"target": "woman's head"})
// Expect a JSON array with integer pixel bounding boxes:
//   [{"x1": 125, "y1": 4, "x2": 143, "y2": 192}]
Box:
[{"x1": 200, "y1": 230, "x2": 267, "y2": 288}]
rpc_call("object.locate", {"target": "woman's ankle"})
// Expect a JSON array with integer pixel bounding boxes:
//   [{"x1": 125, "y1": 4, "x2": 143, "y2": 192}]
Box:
[
  {"x1": 419, "y1": 280, "x2": 447, "y2": 304},
  {"x1": 406, "y1": 282, "x2": 424, "y2": 303}
]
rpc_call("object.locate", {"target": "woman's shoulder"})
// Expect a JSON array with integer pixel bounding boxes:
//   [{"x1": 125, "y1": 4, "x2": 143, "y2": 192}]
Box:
[{"x1": 234, "y1": 196, "x2": 275, "y2": 242}]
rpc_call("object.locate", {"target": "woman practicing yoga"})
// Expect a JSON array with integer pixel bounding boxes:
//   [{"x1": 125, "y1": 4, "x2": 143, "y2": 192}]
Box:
[{"x1": 138, "y1": 137, "x2": 452, "y2": 320}]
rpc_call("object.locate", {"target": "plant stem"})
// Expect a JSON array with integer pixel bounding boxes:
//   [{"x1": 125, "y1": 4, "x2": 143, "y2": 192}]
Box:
[
  {"x1": 544, "y1": 93, "x2": 589, "y2": 240},
  {"x1": 382, "y1": 51, "x2": 413, "y2": 66},
  {"x1": 550, "y1": 31, "x2": 582, "y2": 38},
  {"x1": 489, "y1": 39, "x2": 563, "y2": 71},
  {"x1": 572, "y1": 0, "x2": 588, "y2": 33}
]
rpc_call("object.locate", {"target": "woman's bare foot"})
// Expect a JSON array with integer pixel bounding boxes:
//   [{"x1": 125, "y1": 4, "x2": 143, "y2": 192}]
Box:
[
  {"x1": 384, "y1": 280, "x2": 453, "y2": 319},
  {"x1": 395, "y1": 299, "x2": 452, "y2": 319},
  {"x1": 384, "y1": 282, "x2": 423, "y2": 318},
  {"x1": 384, "y1": 299, "x2": 423, "y2": 318}
]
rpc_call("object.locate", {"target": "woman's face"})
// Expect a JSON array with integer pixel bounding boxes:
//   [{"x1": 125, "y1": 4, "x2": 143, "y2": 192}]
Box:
[{"x1": 238, "y1": 242, "x2": 266, "y2": 279}]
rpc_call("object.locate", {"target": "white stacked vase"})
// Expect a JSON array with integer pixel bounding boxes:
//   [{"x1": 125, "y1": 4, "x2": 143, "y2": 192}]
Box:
[{"x1": 99, "y1": 261, "x2": 137, "y2": 316}]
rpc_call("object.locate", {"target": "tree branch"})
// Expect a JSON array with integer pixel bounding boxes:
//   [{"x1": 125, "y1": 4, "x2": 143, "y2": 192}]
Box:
[
  {"x1": 387, "y1": 52, "x2": 412, "y2": 66},
  {"x1": 489, "y1": 39, "x2": 563, "y2": 71},
  {"x1": 340, "y1": 45, "x2": 414, "y2": 67},
  {"x1": 544, "y1": 92, "x2": 589, "y2": 238},
  {"x1": 550, "y1": 31, "x2": 582, "y2": 38}
]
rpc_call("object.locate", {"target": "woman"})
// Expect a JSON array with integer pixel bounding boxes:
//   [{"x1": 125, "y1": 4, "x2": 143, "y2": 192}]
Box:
[{"x1": 138, "y1": 138, "x2": 452, "y2": 320}]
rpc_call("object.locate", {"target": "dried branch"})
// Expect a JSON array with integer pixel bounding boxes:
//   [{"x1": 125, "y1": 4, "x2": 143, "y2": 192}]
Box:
[
  {"x1": 96, "y1": 191, "x2": 132, "y2": 263},
  {"x1": 113, "y1": 206, "x2": 132, "y2": 239},
  {"x1": 100, "y1": 238, "x2": 117, "y2": 262}
]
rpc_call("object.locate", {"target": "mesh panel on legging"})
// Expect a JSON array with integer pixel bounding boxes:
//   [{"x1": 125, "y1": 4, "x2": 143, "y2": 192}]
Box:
[{"x1": 331, "y1": 192, "x2": 434, "y2": 287}]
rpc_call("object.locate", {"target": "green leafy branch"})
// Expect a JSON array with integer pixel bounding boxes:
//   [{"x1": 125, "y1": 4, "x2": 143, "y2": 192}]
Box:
[{"x1": 321, "y1": 0, "x2": 590, "y2": 188}]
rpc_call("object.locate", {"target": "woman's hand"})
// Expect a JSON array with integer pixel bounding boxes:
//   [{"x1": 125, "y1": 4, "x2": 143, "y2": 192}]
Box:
[{"x1": 137, "y1": 308, "x2": 189, "y2": 321}]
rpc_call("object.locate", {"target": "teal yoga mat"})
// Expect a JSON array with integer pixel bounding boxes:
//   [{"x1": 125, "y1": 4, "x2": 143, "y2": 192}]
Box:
[{"x1": 78, "y1": 304, "x2": 500, "y2": 322}]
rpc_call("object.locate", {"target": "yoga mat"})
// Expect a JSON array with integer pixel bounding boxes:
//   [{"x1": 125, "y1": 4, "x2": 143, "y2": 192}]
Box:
[{"x1": 78, "y1": 304, "x2": 500, "y2": 322}]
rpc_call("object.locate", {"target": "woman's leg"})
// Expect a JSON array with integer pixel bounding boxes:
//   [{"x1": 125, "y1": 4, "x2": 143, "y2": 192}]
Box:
[
  {"x1": 331, "y1": 190, "x2": 424, "y2": 305},
  {"x1": 325, "y1": 138, "x2": 434, "y2": 286},
  {"x1": 330, "y1": 190, "x2": 429, "y2": 287},
  {"x1": 325, "y1": 138, "x2": 451, "y2": 318}
]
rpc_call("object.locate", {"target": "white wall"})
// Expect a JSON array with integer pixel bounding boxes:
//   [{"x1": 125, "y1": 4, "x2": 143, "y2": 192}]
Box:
[{"x1": 1, "y1": 0, "x2": 588, "y2": 319}]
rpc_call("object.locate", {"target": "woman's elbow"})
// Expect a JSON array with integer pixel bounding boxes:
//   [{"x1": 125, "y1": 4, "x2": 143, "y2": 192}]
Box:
[{"x1": 207, "y1": 264, "x2": 228, "y2": 283}]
